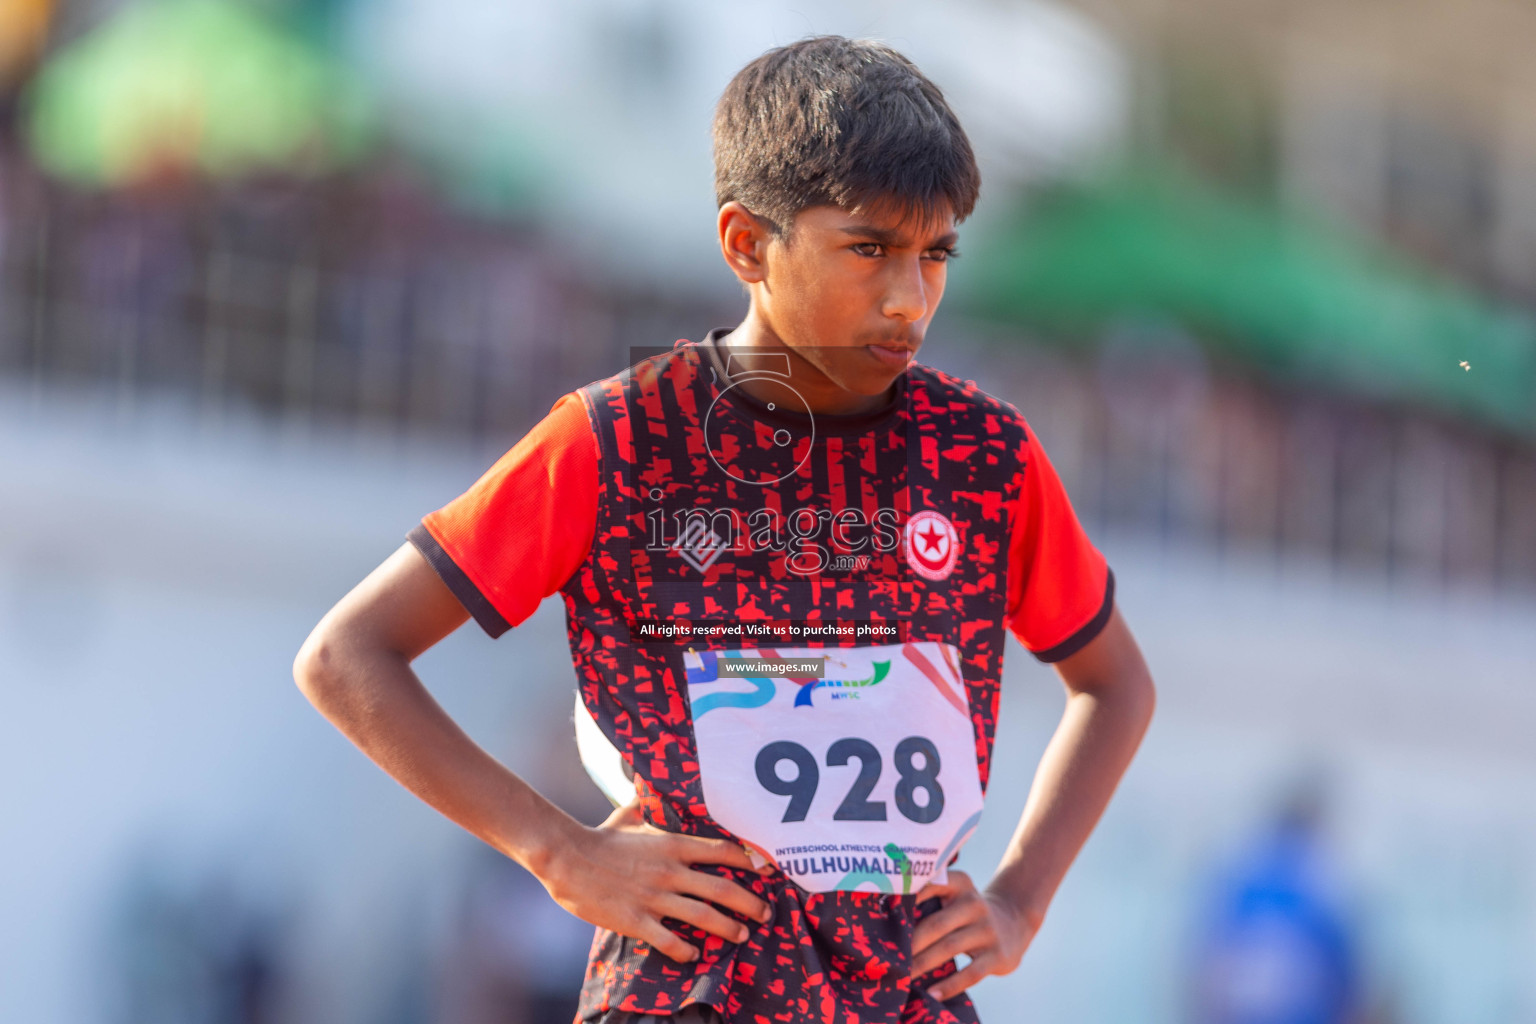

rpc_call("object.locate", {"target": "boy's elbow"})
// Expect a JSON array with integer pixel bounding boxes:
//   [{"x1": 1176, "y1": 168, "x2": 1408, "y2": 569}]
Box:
[
  {"x1": 1120, "y1": 661, "x2": 1156, "y2": 735},
  {"x1": 293, "y1": 625, "x2": 344, "y2": 703},
  {"x1": 1136, "y1": 667, "x2": 1157, "y2": 724},
  {"x1": 1092, "y1": 646, "x2": 1156, "y2": 730},
  {"x1": 1107, "y1": 620, "x2": 1156, "y2": 728}
]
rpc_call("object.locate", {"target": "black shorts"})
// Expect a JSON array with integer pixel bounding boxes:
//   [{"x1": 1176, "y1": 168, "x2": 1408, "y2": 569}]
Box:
[{"x1": 584, "y1": 1006, "x2": 722, "y2": 1024}]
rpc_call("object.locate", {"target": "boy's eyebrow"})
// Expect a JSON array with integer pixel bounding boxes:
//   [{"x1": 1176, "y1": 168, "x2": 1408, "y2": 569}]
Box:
[{"x1": 836, "y1": 224, "x2": 960, "y2": 248}]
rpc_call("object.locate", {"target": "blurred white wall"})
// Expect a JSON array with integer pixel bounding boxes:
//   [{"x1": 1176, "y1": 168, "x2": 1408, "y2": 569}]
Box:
[{"x1": 0, "y1": 387, "x2": 581, "y2": 1024}]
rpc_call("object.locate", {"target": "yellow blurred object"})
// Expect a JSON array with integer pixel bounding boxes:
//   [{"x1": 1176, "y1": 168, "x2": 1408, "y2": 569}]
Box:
[
  {"x1": 0, "y1": 0, "x2": 56, "y2": 85},
  {"x1": 23, "y1": 0, "x2": 372, "y2": 186}
]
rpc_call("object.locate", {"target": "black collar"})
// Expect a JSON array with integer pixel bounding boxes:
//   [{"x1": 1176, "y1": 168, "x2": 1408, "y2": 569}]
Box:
[{"x1": 697, "y1": 326, "x2": 905, "y2": 436}]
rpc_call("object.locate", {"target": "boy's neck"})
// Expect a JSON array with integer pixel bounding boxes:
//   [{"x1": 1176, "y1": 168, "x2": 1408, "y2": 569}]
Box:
[{"x1": 718, "y1": 316, "x2": 899, "y2": 417}]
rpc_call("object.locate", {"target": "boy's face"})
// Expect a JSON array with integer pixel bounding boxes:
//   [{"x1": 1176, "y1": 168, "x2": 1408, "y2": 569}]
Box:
[{"x1": 721, "y1": 198, "x2": 959, "y2": 409}]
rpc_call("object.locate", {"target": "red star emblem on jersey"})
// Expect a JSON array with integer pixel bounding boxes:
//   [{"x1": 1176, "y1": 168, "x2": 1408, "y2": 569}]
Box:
[{"x1": 905, "y1": 510, "x2": 958, "y2": 580}]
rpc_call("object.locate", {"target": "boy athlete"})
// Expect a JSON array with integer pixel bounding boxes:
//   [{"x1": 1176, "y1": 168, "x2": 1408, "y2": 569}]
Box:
[{"x1": 296, "y1": 36, "x2": 1155, "y2": 1024}]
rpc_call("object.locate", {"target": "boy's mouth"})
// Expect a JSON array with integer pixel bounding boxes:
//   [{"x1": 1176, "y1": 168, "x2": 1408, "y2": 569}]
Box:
[{"x1": 865, "y1": 342, "x2": 913, "y2": 368}]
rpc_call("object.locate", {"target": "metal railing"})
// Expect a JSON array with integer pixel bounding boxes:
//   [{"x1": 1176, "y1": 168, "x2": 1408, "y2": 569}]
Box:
[
  {"x1": 969, "y1": 338, "x2": 1536, "y2": 592},
  {"x1": 0, "y1": 164, "x2": 652, "y2": 442}
]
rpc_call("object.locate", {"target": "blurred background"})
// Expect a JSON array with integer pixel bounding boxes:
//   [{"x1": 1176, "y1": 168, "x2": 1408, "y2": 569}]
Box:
[{"x1": 2, "y1": 1, "x2": 1534, "y2": 1022}]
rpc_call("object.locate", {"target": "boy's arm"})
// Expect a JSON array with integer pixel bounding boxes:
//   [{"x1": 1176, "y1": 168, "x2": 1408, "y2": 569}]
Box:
[
  {"x1": 292, "y1": 542, "x2": 771, "y2": 962},
  {"x1": 910, "y1": 603, "x2": 1156, "y2": 1000}
]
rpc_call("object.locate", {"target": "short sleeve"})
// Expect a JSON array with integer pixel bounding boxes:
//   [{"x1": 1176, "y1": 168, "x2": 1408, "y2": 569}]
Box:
[
  {"x1": 408, "y1": 391, "x2": 598, "y2": 638},
  {"x1": 1005, "y1": 421, "x2": 1115, "y2": 662}
]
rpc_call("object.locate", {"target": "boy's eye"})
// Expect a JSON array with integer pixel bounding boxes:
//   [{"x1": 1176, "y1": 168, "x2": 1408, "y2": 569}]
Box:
[{"x1": 850, "y1": 243, "x2": 959, "y2": 261}]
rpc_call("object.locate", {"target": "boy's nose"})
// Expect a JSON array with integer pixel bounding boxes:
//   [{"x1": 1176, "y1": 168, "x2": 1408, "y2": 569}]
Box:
[{"x1": 881, "y1": 259, "x2": 930, "y2": 323}]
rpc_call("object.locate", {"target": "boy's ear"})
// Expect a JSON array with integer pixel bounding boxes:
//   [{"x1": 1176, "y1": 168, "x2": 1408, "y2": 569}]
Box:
[{"x1": 717, "y1": 201, "x2": 774, "y2": 286}]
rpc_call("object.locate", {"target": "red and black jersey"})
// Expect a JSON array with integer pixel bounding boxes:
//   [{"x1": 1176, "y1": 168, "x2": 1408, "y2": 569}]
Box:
[{"x1": 410, "y1": 328, "x2": 1113, "y2": 1023}]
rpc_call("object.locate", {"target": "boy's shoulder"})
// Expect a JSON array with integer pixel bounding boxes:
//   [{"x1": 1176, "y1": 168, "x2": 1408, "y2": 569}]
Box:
[
  {"x1": 909, "y1": 360, "x2": 1034, "y2": 443},
  {"x1": 579, "y1": 338, "x2": 706, "y2": 395}
]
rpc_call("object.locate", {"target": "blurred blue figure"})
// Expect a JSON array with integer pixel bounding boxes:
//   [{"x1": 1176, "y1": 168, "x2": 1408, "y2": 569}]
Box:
[
  {"x1": 1192, "y1": 779, "x2": 1361, "y2": 1024},
  {"x1": 110, "y1": 855, "x2": 289, "y2": 1024}
]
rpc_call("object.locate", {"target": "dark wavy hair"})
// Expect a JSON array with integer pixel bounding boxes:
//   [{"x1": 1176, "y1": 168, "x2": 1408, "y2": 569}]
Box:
[{"x1": 712, "y1": 35, "x2": 981, "y2": 240}]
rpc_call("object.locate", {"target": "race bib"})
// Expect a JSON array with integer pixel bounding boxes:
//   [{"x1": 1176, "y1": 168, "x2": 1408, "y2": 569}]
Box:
[{"x1": 685, "y1": 641, "x2": 984, "y2": 896}]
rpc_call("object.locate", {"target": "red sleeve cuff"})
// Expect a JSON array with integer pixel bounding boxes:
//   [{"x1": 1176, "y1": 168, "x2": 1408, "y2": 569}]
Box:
[
  {"x1": 1027, "y1": 568, "x2": 1115, "y2": 663},
  {"x1": 408, "y1": 523, "x2": 513, "y2": 639}
]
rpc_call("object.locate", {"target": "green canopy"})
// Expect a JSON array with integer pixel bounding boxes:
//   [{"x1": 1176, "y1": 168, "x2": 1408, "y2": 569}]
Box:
[
  {"x1": 24, "y1": 0, "x2": 373, "y2": 185},
  {"x1": 958, "y1": 167, "x2": 1536, "y2": 435}
]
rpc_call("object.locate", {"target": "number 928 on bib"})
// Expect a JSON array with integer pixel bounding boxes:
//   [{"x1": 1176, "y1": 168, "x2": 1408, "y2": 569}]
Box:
[{"x1": 684, "y1": 641, "x2": 985, "y2": 896}]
